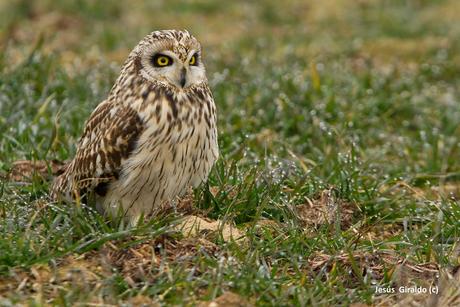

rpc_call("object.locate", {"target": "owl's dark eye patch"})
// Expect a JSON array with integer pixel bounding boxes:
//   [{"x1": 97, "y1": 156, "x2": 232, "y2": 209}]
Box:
[
  {"x1": 189, "y1": 53, "x2": 199, "y2": 66},
  {"x1": 151, "y1": 54, "x2": 173, "y2": 67}
]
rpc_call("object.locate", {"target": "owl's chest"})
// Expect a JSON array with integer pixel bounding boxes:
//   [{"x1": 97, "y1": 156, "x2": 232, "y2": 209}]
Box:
[
  {"x1": 104, "y1": 94, "x2": 218, "y2": 216},
  {"x1": 120, "y1": 98, "x2": 217, "y2": 186},
  {"x1": 139, "y1": 98, "x2": 213, "y2": 149}
]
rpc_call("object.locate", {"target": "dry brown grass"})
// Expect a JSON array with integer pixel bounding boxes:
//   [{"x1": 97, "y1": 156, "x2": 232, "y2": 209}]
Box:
[{"x1": 294, "y1": 188, "x2": 358, "y2": 229}]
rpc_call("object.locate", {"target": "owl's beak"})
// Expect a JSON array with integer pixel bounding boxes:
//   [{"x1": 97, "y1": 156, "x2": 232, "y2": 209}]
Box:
[{"x1": 179, "y1": 67, "x2": 186, "y2": 88}]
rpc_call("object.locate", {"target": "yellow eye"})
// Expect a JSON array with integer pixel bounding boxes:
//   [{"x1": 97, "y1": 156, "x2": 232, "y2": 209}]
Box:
[
  {"x1": 152, "y1": 54, "x2": 172, "y2": 67},
  {"x1": 189, "y1": 54, "x2": 197, "y2": 66},
  {"x1": 157, "y1": 56, "x2": 169, "y2": 66}
]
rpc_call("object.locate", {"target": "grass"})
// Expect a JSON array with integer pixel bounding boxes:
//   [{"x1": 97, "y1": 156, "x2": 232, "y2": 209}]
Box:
[{"x1": 1, "y1": 0, "x2": 460, "y2": 305}]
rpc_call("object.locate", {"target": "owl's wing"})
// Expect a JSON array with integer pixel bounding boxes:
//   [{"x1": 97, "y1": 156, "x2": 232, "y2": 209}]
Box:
[{"x1": 51, "y1": 101, "x2": 144, "y2": 200}]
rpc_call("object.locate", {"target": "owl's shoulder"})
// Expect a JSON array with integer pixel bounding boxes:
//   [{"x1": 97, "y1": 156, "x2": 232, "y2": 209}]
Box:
[{"x1": 53, "y1": 100, "x2": 145, "y2": 197}]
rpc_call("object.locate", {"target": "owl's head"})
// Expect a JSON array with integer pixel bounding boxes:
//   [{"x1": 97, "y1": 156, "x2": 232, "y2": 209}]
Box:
[{"x1": 129, "y1": 30, "x2": 207, "y2": 90}]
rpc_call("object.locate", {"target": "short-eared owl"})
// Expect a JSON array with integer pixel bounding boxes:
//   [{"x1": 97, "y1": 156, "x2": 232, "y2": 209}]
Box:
[{"x1": 51, "y1": 30, "x2": 219, "y2": 224}]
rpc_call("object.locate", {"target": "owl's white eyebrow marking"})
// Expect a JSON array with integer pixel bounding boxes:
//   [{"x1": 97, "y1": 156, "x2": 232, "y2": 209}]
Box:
[{"x1": 156, "y1": 50, "x2": 177, "y2": 59}]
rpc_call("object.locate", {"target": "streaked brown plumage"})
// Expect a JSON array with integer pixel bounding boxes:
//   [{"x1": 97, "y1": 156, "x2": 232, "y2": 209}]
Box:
[{"x1": 51, "y1": 30, "x2": 219, "y2": 223}]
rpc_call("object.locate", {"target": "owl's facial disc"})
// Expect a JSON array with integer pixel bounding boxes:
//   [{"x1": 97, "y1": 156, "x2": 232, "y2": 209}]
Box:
[{"x1": 140, "y1": 47, "x2": 206, "y2": 89}]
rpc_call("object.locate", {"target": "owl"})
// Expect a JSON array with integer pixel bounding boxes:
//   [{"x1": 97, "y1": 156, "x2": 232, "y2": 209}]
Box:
[{"x1": 51, "y1": 30, "x2": 219, "y2": 224}]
